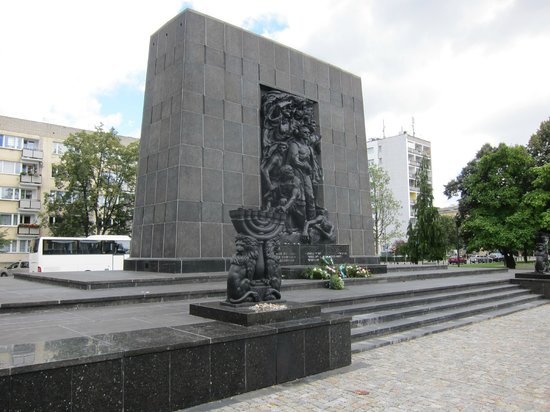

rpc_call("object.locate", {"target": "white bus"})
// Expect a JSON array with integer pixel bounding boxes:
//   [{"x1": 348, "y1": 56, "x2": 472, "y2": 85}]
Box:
[{"x1": 29, "y1": 235, "x2": 131, "y2": 273}]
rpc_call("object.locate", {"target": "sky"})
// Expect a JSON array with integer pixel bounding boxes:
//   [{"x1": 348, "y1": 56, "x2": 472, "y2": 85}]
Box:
[{"x1": 1, "y1": 0, "x2": 549, "y2": 207}]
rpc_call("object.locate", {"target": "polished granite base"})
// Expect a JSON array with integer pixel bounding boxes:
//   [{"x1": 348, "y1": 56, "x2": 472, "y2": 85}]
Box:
[
  {"x1": 512, "y1": 272, "x2": 550, "y2": 298},
  {"x1": 0, "y1": 312, "x2": 351, "y2": 411},
  {"x1": 190, "y1": 301, "x2": 322, "y2": 326}
]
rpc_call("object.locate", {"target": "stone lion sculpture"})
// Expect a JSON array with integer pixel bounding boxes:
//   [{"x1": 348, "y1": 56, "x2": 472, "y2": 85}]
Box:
[{"x1": 226, "y1": 234, "x2": 261, "y2": 303}]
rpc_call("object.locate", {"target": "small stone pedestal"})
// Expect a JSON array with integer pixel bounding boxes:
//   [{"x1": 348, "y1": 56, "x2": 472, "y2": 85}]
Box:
[{"x1": 190, "y1": 300, "x2": 321, "y2": 326}]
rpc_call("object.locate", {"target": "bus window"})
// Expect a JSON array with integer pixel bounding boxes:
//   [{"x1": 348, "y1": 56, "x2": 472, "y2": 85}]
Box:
[
  {"x1": 79, "y1": 240, "x2": 102, "y2": 254},
  {"x1": 114, "y1": 240, "x2": 130, "y2": 254},
  {"x1": 31, "y1": 239, "x2": 39, "y2": 253},
  {"x1": 43, "y1": 240, "x2": 78, "y2": 255}
]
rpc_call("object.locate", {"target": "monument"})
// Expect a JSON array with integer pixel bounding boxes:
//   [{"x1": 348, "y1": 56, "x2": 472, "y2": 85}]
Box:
[
  {"x1": 513, "y1": 231, "x2": 550, "y2": 298},
  {"x1": 125, "y1": 7, "x2": 376, "y2": 274}
]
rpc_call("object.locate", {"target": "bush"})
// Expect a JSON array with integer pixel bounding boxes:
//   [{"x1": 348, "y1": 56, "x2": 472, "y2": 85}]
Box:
[{"x1": 329, "y1": 274, "x2": 345, "y2": 290}]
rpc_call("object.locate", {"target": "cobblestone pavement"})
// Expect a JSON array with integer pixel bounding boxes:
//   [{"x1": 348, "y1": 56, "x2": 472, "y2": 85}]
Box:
[{"x1": 189, "y1": 304, "x2": 550, "y2": 411}]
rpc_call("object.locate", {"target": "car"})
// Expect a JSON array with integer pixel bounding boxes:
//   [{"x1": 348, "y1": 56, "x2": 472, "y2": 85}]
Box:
[
  {"x1": 489, "y1": 252, "x2": 504, "y2": 262},
  {"x1": 448, "y1": 256, "x2": 467, "y2": 265},
  {"x1": 0, "y1": 261, "x2": 29, "y2": 277},
  {"x1": 470, "y1": 255, "x2": 492, "y2": 263}
]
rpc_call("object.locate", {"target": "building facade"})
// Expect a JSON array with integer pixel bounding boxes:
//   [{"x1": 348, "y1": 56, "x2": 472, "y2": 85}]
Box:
[
  {"x1": 0, "y1": 115, "x2": 137, "y2": 266},
  {"x1": 367, "y1": 132, "x2": 432, "y2": 247}
]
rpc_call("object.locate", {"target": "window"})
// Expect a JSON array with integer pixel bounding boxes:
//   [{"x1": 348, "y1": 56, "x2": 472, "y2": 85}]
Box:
[
  {"x1": 0, "y1": 187, "x2": 36, "y2": 200},
  {"x1": 43, "y1": 239, "x2": 78, "y2": 255},
  {"x1": 23, "y1": 139, "x2": 38, "y2": 150},
  {"x1": 19, "y1": 215, "x2": 34, "y2": 224},
  {"x1": 0, "y1": 240, "x2": 17, "y2": 253},
  {"x1": 20, "y1": 189, "x2": 34, "y2": 200},
  {"x1": 52, "y1": 142, "x2": 66, "y2": 155},
  {"x1": 0, "y1": 240, "x2": 33, "y2": 253},
  {"x1": 0, "y1": 214, "x2": 16, "y2": 226},
  {"x1": 22, "y1": 164, "x2": 38, "y2": 175},
  {"x1": 0, "y1": 161, "x2": 22, "y2": 175},
  {"x1": 0, "y1": 187, "x2": 17, "y2": 200},
  {"x1": 0, "y1": 134, "x2": 24, "y2": 149},
  {"x1": 19, "y1": 240, "x2": 31, "y2": 253}
]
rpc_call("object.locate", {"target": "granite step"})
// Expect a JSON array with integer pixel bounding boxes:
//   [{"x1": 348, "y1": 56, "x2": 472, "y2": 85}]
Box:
[
  {"x1": 349, "y1": 289, "x2": 533, "y2": 326},
  {"x1": 309, "y1": 279, "x2": 512, "y2": 309},
  {"x1": 351, "y1": 299, "x2": 550, "y2": 353},
  {"x1": 350, "y1": 293, "x2": 544, "y2": 343},
  {"x1": 320, "y1": 284, "x2": 526, "y2": 316}
]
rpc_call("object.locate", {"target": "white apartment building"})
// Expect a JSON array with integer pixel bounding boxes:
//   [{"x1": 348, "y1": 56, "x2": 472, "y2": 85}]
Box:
[
  {"x1": 0, "y1": 115, "x2": 137, "y2": 266},
  {"x1": 367, "y1": 132, "x2": 432, "y2": 246}
]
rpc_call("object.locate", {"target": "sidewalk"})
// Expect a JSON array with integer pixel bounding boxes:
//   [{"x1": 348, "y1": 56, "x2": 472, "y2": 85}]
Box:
[{"x1": 188, "y1": 304, "x2": 550, "y2": 411}]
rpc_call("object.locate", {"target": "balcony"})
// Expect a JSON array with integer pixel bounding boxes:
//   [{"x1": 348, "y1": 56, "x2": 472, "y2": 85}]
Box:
[
  {"x1": 17, "y1": 224, "x2": 40, "y2": 236},
  {"x1": 20, "y1": 174, "x2": 42, "y2": 186},
  {"x1": 21, "y1": 148, "x2": 44, "y2": 162},
  {"x1": 19, "y1": 199, "x2": 41, "y2": 210}
]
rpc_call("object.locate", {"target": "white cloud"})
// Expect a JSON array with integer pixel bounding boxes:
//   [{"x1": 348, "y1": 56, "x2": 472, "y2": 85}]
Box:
[{"x1": 1, "y1": 0, "x2": 549, "y2": 208}]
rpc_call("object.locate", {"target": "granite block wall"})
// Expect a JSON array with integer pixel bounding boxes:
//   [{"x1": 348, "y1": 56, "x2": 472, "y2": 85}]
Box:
[{"x1": 131, "y1": 9, "x2": 374, "y2": 260}]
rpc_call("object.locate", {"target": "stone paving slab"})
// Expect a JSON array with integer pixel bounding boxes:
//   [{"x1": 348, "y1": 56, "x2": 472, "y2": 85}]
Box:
[
  {"x1": 0, "y1": 270, "x2": 516, "y2": 346},
  {"x1": 186, "y1": 304, "x2": 550, "y2": 411}
]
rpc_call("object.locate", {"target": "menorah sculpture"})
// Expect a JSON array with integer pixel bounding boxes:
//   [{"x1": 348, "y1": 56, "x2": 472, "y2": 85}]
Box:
[{"x1": 226, "y1": 208, "x2": 287, "y2": 303}]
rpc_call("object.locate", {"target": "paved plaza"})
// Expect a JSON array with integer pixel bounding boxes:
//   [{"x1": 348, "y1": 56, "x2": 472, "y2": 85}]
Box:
[{"x1": 189, "y1": 304, "x2": 550, "y2": 411}]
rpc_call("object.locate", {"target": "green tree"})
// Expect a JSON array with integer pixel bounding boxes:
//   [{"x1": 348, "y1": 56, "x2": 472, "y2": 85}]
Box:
[
  {"x1": 407, "y1": 158, "x2": 446, "y2": 263},
  {"x1": 445, "y1": 143, "x2": 535, "y2": 268},
  {"x1": 369, "y1": 164, "x2": 403, "y2": 254},
  {"x1": 527, "y1": 117, "x2": 550, "y2": 166},
  {"x1": 0, "y1": 230, "x2": 10, "y2": 251},
  {"x1": 520, "y1": 163, "x2": 550, "y2": 234},
  {"x1": 43, "y1": 125, "x2": 139, "y2": 237},
  {"x1": 439, "y1": 214, "x2": 461, "y2": 255}
]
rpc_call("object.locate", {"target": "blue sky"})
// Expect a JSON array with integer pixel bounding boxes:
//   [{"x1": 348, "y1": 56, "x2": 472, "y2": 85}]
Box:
[{"x1": 1, "y1": 0, "x2": 550, "y2": 207}]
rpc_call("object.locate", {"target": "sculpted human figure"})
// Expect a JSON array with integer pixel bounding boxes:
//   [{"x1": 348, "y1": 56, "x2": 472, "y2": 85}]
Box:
[
  {"x1": 259, "y1": 89, "x2": 335, "y2": 244},
  {"x1": 274, "y1": 165, "x2": 306, "y2": 232},
  {"x1": 260, "y1": 142, "x2": 289, "y2": 208},
  {"x1": 301, "y1": 208, "x2": 336, "y2": 244},
  {"x1": 287, "y1": 126, "x2": 318, "y2": 221}
]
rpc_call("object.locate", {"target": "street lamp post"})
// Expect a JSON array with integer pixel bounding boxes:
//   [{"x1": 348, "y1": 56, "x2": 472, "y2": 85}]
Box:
[{"x1": 455, "y1": 214, "x2": 461, "y2": 268}]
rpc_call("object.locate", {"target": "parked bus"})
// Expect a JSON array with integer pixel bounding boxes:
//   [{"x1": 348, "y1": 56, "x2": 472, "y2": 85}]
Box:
[{"x1": 29, "y1": 235, "x2": 130, "y2": 273}]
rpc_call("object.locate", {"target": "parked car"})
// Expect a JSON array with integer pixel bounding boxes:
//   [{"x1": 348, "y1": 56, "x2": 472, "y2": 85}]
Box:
[
  {"x1": 470, "y1": 255, "x2": 492, "y2": 263},
  {"x1": 0, "y1": 261, "x2": 29, "y2": 277},
  {"x1": 448, "y1": 256, "x2": 467, "y2": 265},
  {"x1": 489, "y1": 252, "x2": 504, "y2": 262}
]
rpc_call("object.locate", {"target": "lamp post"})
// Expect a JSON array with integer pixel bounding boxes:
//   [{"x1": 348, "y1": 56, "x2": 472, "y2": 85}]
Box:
[{"x1": 455, "y1": 214, "x2": 461, "y2": 267}]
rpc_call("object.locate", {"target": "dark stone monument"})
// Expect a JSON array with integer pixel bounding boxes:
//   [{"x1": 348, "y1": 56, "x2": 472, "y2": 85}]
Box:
[
  {"x1": 513, "y1": 232, "x2": 550, "y2": 298},
  {"x1": 125, "y1": 7, "x2": 376, "y2": 273},
  {"x1": 534, "y1": 232, "x2": 549, "y2": 274}
]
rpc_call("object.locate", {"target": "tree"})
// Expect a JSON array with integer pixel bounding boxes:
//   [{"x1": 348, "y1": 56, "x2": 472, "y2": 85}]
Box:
[
  {"x1": 0, "y1": 230, "x2": 10, "y2": 252},
  {"x1": 439, "y1": 215, "x2": 461, "y2": 255},
  {"x1": 407, "y1": 158, "x2": 446, "y2": 263},
  {"x1": 43, "y1": 125, "x2": 139, "y2": 237},
  {"x1": 445, "y1": 143, "x2": 535, "y2": 268},
  {"x1": 369, "y1": 164, "x2": 403, "y2": 254},
  {"x1": 527, "y1": 117, "x2": 550, "y2": 166},
  {"x1": 520, "y1": 163, "x2": 550, "y2": 234}
]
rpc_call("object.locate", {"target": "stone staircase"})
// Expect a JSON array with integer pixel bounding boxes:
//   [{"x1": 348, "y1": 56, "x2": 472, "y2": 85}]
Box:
[{"x1": 318, "y1": 279, "x2": 549, "y2": 353}]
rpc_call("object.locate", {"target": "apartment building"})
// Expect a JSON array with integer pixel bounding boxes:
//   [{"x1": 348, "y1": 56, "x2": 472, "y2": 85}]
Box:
[
  {"x1": 367, "y1": 132, "x2": 432, "y2": 246},
  {"x1": 0, "y1": 115, "x2": 137, "y2": 266}
]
